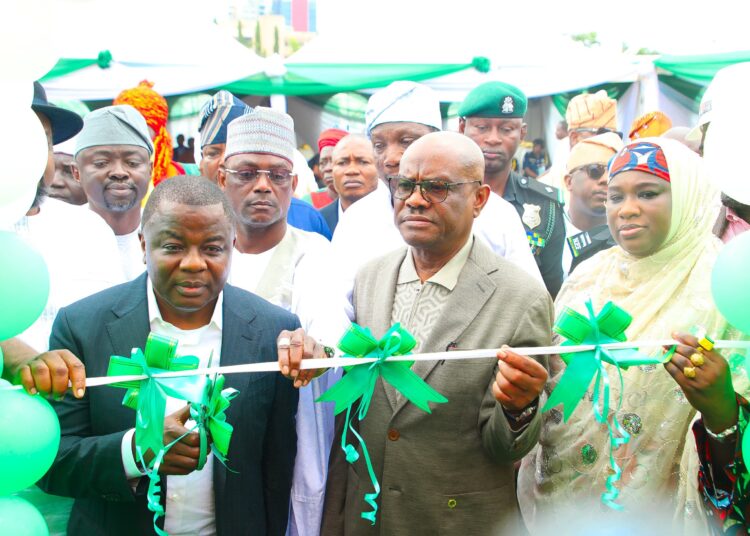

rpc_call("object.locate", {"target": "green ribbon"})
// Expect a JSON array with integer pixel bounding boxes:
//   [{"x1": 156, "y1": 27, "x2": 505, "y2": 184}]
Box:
[
  {"x1": 190, "y1": 374, "x2": 238, "y2": 469},
  {"x1": 317, "y1": 323, "x2": 448, "y2": 524},
  {"x1": 107, "y1": 333, "x2": 237, "y2": 536},
  {"x1": 542, "y1": 300, "x2": 664, "y2": 510}
]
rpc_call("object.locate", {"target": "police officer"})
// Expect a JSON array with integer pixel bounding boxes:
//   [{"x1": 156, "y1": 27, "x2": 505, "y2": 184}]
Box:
[{"x1": 459, "y1": 81, "x2": 565, "y2": 297}]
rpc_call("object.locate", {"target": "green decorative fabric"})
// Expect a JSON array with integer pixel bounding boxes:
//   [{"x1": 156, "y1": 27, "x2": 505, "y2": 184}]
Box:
[
  {"x1": 542, "y1": 300, "x2": 665, "y2": 510},
  {"x1": 654, "y1": 51, "x2": 750, "y2": 112},
  {"x1": 551, "y1": 82, "x2": 632, "y2": 117},
  {"x1": 221, "y1": 58, "x2": 490, "y2": 97},
  {"x1": 41, "y1": 50, "x2": 113, "y2": 81},
  {"x1": 317, "y1": 323, "x2": 447, "y2": 524}
]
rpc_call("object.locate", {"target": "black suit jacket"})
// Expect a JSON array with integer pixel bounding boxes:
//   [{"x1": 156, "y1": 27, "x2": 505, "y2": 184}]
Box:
[
  {"x1": 39, "y1": 274, "x2": 300, "y2": 536},
  {"x1": 319, "y1": 200, "x2": 339, "y2": 233}
]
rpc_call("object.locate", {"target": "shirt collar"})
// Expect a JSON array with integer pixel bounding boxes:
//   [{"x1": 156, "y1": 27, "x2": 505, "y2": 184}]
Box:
[
  {"x1": 398, "y1": 235, "x2": 474, "y2": 291},
  {"x1": 146, "y1": 278, "x2": 223, "y2": 330}
]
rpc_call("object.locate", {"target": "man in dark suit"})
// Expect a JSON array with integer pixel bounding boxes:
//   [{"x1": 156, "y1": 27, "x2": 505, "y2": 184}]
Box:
[
  {"x1": 39, "y1": 175, "x2": 311, "y2": 535},
  {"x1": 319, "y1": 135, "x2": 378, "y2": 234}
]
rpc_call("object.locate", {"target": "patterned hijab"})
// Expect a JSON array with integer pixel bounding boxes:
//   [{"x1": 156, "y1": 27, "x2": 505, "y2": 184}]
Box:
[{"x1": 557, "y1": 136, "x2": 724, "y2": 350}]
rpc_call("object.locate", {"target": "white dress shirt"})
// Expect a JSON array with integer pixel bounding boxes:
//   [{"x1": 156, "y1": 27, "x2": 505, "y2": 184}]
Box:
[
  {"x1": 120, "y1": 281, "x2": 223, "y2": 536},
  {"x1": 330, "y1": 180, "x2": 542, "y2": 321},
  {"x1": 116, "y1": 228, "x2": 146, "y2": 281}
]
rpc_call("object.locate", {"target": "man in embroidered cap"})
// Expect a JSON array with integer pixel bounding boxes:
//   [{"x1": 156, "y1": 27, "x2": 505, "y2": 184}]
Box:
[
  {"x1": 459, "y1": 81, "x2": 566, "y2": 297},
  {"x1": 218, "y1": 107, "x2": 349, "y2": 536},
  {"x1": 539, "y1": 90, "x2": 619, "y2": 203},
  {"x1": 198, "y1": 91, "x2": 332, "y2": 240},
  {"x1": 198, "y1": 90, "x2": 253, "y2": 183},
  {"x1": 113, "y1": 80, "x2": 185, "y2": 186},
  {"x1": 73, "y1": 104, "x2": 154, "y2": 281},
  {"x1": 331, "y1": 81, "x2": 541, "y2": 320},
  {"x1": 562, "y1": 132, "x2": 623, "y2": 274}
]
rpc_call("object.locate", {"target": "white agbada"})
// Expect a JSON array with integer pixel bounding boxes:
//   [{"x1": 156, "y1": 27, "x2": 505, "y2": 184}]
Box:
[
  {"x1": 228, "y1": 226, "x2": 349, "y2": 536},
  {"x1": 331, "y1": 180, "x2": 543, "y2": 320},
  {"x1": 13, "y1": 199, "x2": 126, "y2": 352}
]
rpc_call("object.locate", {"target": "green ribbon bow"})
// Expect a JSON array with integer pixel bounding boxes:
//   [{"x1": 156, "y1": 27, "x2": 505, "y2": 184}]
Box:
[
  {"x1": 190, "y1": 374, "x2": 238, "y2": 469},
  {"x1": 317, "y1": 323, "x2": 448, "y2": 524},
  {"x1": 107, "y1": 333, "x2": 207, "y2": 458},
  {"x1": 107, "y1": 333, "x2": 237, "y2": 536},
  {"x1": 542, "y1": 300, "x2": 664, "y2": 510}
]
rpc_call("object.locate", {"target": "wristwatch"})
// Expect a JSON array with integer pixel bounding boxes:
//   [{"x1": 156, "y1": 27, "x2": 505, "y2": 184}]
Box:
[{"x1": 505, "y1": 400, "x2": 539, "y2": 423}]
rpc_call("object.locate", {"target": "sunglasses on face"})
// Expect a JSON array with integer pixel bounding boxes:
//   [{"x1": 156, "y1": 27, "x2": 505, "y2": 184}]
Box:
[
  {"x1": 386, "y1": 175, "x2": 481, "y2": 204},
  {"x1": 569, "y1": 163, "x2": 607, "y2": 180}
]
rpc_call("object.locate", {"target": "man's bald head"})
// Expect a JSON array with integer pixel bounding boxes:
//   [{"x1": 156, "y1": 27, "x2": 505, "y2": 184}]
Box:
[
  {"x1": 332, "y1": 134, "x2": 373, "y2": 160},
  {"x1": 400, "y1": 131, "x2": 485, "y2": 180}
]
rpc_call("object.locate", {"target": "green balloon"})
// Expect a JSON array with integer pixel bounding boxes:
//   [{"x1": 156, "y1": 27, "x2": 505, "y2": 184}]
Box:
[
  {"x1": 0, "y1": 231, "x2": 49, "y2": 339},
  {"x1": 0, "y1": 497, "x2": 49, "y2": 536},
  {"x1": 712, "y1": 231, "x2": 750, "y2": 334},
  {"x1": 0, "y1": 381, "x2": 61, "y2": 495}
]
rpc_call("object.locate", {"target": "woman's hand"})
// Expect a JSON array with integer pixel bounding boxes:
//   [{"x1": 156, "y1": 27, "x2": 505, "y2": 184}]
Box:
[{"x1": 663, "y1": 332, "x2": 738, "y2": 433}]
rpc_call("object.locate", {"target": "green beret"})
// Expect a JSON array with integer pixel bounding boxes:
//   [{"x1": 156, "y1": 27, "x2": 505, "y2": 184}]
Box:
[{"x1": 458, "y1": 81, "x2": 527, "y2": 119}]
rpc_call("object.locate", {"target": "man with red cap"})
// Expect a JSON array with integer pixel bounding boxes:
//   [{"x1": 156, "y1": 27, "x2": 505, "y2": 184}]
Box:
[{"x1": 303, "y1": 128, "x2": 348, "y2": 210}]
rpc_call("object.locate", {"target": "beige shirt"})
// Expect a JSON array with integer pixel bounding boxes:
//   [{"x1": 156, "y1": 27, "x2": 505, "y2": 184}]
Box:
[{"x1": 390, "y1": 236, "x2": 473, "y2": 352}]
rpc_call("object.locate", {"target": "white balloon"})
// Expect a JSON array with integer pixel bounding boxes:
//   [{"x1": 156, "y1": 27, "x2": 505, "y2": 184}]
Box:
[
  {"x1": 0, "y1": 107, "x2": 49, "y2": 210},
  {"x1": 0, "y1": 182, "x2": 37, "y2": 228},
  {"x1": 703, "y1": 91, "x2": 750, "y2": 205},
  {"x1": 0, "y1": 0, "x2": 60, "y2": 82},
  {"x1": 0, "y1": 82, "x2": 33, "y2": 108}
]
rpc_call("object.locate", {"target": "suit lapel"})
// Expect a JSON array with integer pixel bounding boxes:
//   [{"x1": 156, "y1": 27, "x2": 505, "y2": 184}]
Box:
[
  {"x1": 391, "y1": 241, "x2": 498, "y2": 418},
  {"x1": 105, "y1": 274, "x2": 151, "y2": 357}
]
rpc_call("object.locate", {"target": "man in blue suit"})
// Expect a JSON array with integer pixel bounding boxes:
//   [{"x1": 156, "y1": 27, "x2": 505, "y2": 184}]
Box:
[{"x1": 40, "y1": 175, "x2": 319, "y2": 535}]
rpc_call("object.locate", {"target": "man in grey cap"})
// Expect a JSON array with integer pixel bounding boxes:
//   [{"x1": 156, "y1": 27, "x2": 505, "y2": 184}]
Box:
[
  {"x1": 73, "y1": 104, "x2": 154, "y2": 280},
  {"x1": 218, "y1": 106, "x2": 348, "y2": 536}
]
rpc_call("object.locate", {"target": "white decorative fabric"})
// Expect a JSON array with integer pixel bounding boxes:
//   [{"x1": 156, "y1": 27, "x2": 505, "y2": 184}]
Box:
[{"x1": 365, "y1": 81, "x2": 442, "y2": 136}]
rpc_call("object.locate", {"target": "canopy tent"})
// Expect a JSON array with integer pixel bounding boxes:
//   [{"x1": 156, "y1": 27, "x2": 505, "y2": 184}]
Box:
[
  {"x1": 654, "y1": 51, "x2": 750, "y2": 112},
  {"x1": 40, "y1": 0, "x2": 267, "y2": 101}
]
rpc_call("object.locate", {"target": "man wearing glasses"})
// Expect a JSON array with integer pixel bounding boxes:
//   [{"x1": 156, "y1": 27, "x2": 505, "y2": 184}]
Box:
[
  {"x1": 217, "y1": 107, "x2": 348, "y2": 535},
  {"x1": 459, "y1": 81, "x2": 566, "y2": 297},
  {"x1": 562, "y1": 132, "x2": 623, "y2": 275},
  {"x1": 317, "y1": 131, "x2": 552, "y2": 535},
  {"x1": 539, "y1": 90, "x2": 619, "y2": 206}
]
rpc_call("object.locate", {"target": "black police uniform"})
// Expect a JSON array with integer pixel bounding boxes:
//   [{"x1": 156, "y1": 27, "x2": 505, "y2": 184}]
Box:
[
  {"x1": 502, "y1": 170, "x2": 565, "y2": 297},
  {"x1": 567, "y1": 224, "x2": 616, "y2": 274}
]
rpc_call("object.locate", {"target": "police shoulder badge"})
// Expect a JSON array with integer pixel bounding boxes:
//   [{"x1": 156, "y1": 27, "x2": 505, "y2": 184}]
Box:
[
  {"x1": 522, "y1": 203, "x2": 541, "y2": 229},
  {"x1": 501, "y1": 96, "x2": 514, "y2": 114}
]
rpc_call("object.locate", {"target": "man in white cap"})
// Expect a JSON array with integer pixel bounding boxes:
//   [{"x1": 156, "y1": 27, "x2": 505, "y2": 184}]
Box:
[
  {"x1": 330, "y1": 81, "x2": 541, "y2": 320},
  {"x1": 73, "y1": 104, "x2": 154, "y2": 280},
  {"x1": 49, "y1": 135, "x2": 87, "y2": 205},
  {"x1": 218, "y1": 106, "x2": 349, "y2": 536}
]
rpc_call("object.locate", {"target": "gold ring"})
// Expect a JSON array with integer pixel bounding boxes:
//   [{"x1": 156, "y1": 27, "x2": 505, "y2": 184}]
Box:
[
  {"x1": 683, "y1": 366, "x2": 697, "y2": 379},
  {"x1": 698, "y1": 336, "x2": 715, "y2": 352},
  {"x1": 690, "y1": 353, "x2": 705, "y2": 367}
]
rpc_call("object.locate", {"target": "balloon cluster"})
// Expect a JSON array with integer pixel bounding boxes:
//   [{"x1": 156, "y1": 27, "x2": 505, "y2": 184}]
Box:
[{"x1": 0, "y1": 1, "x2": 61, "y2": 534}]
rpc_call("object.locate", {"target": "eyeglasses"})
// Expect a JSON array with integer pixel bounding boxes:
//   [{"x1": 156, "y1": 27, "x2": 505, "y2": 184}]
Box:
[
  {"x1": 387, "y1": 176, "x2": 481, "y2": 203},
  {"x1": 573, "y1": 127, "x2": 624, "y2": 140},
  {"x1": 222, "y1": 167, "x2": 295, "y2": 185},
  {"x1": 569, "y1": 163, "x2": 607, "y2": 180}
]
